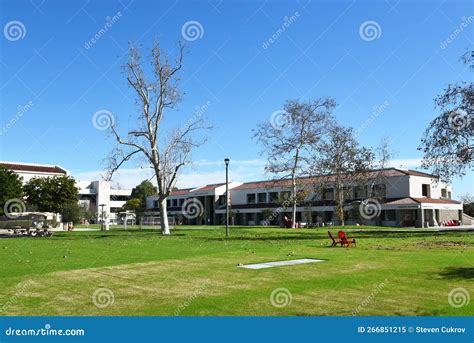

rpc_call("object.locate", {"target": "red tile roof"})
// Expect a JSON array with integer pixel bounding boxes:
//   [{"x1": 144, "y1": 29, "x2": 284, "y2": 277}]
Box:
[
  {"x1": 385, "y1": 197, "x2": 460, "y2": 205},
  {"x1": 412, "y1": 197, "x2": 460, "y2": 204},
  {"x1": 170, "y1": 188, "x2": 193, "y2": 196},
  {"x1": 0, "y1": 162, "x2": 67, "y2": 175},
  {"x1": 396, "y1": 169, "x2": 438, "y2": 178},
  {"x1": 191, "y1": 183, "x2": 225, "y2": 192}
]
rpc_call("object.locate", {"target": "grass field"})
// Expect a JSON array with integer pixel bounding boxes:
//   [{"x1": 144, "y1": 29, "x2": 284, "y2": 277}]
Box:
[{"x1": 0, "y1": 226, "x2": 472, "y2": 316}]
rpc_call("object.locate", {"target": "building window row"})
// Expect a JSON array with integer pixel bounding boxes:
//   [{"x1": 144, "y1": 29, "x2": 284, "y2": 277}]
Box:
[{"x1": 245, "y1": 184, "x2": 387, "y2": 204}]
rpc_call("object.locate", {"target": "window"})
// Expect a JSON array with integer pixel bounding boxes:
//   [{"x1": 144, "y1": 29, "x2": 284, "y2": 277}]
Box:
[
  {"x1": 172, "y1": 199, "x2": 178, "y2": 207},
  {"x1": 179, "y1": 198, "x2": 185, "y2": 206},
  {"x1": 280, "y1": 191, "x2": 291, "y2": 200},
  {"x1": 322, "y1": 188, "x2": 334, "y2": 200},
  {"x1": 422, "y1": 184, "x2": 430, "y2": 197},
  {"x1": 372, "y1": 184, "x2": 386, "y2": 198},
  {"x1": 384, "y1": 210, "x2": 396, "y2": 221},
  {"x1": 448, "y1": 191, "x2": 452, "y2": 199},
  {"x1": 257, "y1": 193, "x2": 267, "y2": 203},
  {"x1": 344, "y1": 187, "x2": 353, "y2": 199},
  {"x1": 110, "y1": 195, "x2": 130, "y2": 201},
  {"x1": 441, "y1": 189, "x2": 447, "y2": 198},
  {"x1": 218, "y1": 195, "x2": 226, "y2": 206},
  {"x1": 269, "y1": 192, "x2": 279, "y2": 203},
  {"x1": 153, "y1": 200, "x2": 159, "y2": 208},
  {"x1": 247, "y1": 194, "x2": 256, "y2": 204},
  {"x1": 166, "y1": 200, "x2": 171, "y2": 207},
  {"x1": 354, "y1": 186, "x2": 366, "y2": 199}
]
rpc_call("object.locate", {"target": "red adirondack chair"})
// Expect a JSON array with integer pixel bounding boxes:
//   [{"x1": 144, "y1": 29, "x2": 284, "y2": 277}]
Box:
[
  {"x1": 338, "y1": 230, "x2": 356, "y2": 247},
  {"x1": 327, "y1": 231, "x2": 342, "y2": 247},
  {"x1": 283, "y1": 216, "x2": 292, "y2": 228}
]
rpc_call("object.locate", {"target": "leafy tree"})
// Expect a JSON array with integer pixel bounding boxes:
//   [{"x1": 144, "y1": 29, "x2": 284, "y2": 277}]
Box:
[
  {"x1": 122, "y1": 198, "x2": 142, "y2": 213},
  {"x1": 420, "y1": 54, "x2": 473, "y2": 181},
  {"x1": 0, "y1": 166, "x2": 24, "y2": 215},
  {"x1": 311, "y1": 125, "x2": 375, "y2": 226},
  {"x1": 253, "y1": 98, "x2": 335, "y2": 228},
  {"x1": 62, "y1": 202, "x2": 82, "y2": 224},
  {"x1": 23, "y1": 176, "x2": 78, "y2": 213},
  {"x1": 130, "y1": 180, "x2": 157, "y2": 212}
]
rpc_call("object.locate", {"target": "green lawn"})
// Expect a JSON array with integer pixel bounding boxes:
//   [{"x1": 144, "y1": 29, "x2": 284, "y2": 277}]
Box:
[{"x1": 0, "y1": 226, "x2": 472, "y2": 316}]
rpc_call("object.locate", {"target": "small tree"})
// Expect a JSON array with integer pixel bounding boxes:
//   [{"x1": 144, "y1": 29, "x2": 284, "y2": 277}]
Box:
[
  {"x1": 62, "y1": 202, "x2": 82, "y2": 224},
  {"x1": 253, "y1": 98, "x2": 335, "y2": 228},
  {"x1": 130, "y1": 180, "x2": 157, "y2": 220},
  {"x1": 311, "y1": 125, "x2": 375, "y2": 226},
  {"x1": 420, "y1": 54, "x2": 473, "y2": 181},
  {"x1": 122, "y1": 198, "x2": 142, "y2": 213},
  {"x1": 105, "y1": 40, "x2": 210, "y2": 235},
  {"x1": 23, "y1": 176, "x2": 78, "y2": 214},
  {"x1": 0, "y1": 166, "x2": 23, "y2": 216}
]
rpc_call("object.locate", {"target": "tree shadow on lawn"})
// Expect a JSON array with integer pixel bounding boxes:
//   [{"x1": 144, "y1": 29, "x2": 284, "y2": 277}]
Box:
[
  {"x1": 199, "y1": 231, "x2": 446, "y2": 242},
  {"x1": 439, "y1": 267, "x2": 474, "y2": 280}
]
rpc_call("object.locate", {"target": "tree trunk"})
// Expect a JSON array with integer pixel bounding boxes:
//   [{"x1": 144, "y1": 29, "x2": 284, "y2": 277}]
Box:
[
  {"x1": 336, "y1": 186, "x2": 345, "y2": 226},
  {"x1": 159, "y1": 198, "x2": 171, "y2": 235},
  {"x1": 291, "y1": 176, "x2": 297, "y2": 229}
]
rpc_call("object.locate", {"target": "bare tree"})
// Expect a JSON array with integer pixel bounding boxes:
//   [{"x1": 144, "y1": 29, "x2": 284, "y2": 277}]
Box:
[
  {"x1": 419, "y1": 53, "x2": 473, "y2": 181},
  {"x1": 311, "y1": 125, "x2": 375, "y2": 226},
  {"x1": 105, "y1": 41, "x2": 210, "y2": 235},
  {"x1": 253, "y1": 98, "x2": 335, "y2": 228}
]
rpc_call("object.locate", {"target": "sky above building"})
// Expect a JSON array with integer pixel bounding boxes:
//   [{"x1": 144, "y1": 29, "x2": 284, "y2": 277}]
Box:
[{"x1": 0, "y1": 0, "x2": 472, "y2": 196}]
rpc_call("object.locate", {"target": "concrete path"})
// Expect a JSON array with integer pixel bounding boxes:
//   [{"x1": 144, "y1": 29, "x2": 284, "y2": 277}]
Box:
[{"x1": 239, "y1": 258, "x2": 324, "y2": 270}]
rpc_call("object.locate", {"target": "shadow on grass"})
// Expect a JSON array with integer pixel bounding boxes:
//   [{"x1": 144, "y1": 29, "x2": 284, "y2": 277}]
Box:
[
  {"x1": 200, "y1": 231, "x2": 446, "y2": 242},
  {"x1": 439, "y1": 267, "x2": 474, "y2": 280}
]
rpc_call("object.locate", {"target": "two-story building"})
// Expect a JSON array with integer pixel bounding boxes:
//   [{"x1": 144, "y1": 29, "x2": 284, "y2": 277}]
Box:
[
  {"x1": 1, "y1": 161, "x2": 132, "y2": 224},
  {"x1": 146, "y1": 168, "x2": 464, "y2": 228}
]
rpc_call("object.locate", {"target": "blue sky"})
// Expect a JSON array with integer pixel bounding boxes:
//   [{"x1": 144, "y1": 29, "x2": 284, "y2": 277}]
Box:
[{"x1": 0, "y1": 0, "x2": 472, "y2": 196}]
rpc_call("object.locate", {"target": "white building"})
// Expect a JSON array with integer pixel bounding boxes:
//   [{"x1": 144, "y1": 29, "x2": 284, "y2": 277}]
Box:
[
  {"x1": 77, "y1": 180, "x2": 132, "y2": 224},
  {"x1": 0, "y1": 161, "x2": 69, "y2": 182},
  {"x1": 1, "y1": 161, "x2": 132, "y2": 224},
  {"x1": 146, "y1": 168, "x2": 465, "y2": 228}
]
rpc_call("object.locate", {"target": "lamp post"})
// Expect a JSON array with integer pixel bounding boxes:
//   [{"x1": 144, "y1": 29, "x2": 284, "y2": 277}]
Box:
[
  {"x1": 224, "y1": 158, "x2": 230, "y2": 238},
  {"x1": 99, "y1": 204, "x2": 106, "y2": 231}
]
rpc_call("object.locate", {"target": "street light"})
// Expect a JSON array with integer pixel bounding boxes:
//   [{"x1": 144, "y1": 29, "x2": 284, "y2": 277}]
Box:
[
  {"x1": 224, "y1": 158, "x2": 230, "y2": 238},
  {"x1": 99, "y1": 204, "x2": 106, "y2": 231}
]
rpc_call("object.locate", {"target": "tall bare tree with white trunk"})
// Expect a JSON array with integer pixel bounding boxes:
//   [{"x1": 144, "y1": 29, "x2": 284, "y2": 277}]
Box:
[
  {"x1": 253, "y1": 98, "x2": 335, "y2": 228},
  {"x1": 105, "y1": 41, "x2": 210, "y2": 235}
]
